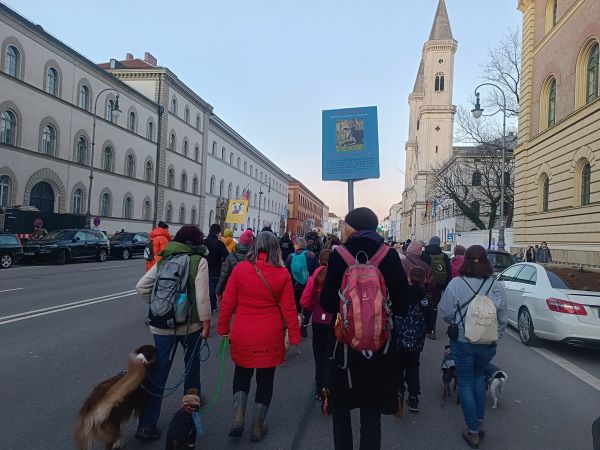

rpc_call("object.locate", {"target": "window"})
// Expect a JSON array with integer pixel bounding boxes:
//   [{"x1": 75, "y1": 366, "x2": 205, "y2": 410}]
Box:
[
  {"x1": 548, "y1": 78, "x2": 557, "y2": 127},
  {"x1": 191, "y1": 207, "x2": 197, "y2": 224},
  {"x1": 237, "y1": 157, "x2": 241, "y2": 169},
  {"x1": 165, "y1": 203, "x2": 173, "y2": 222},
  {"x1": 171, "y1": 97, "x2": 177, "y2": 114},
  {"x1": 209, "y1": 210, "x2": 214, "y2": 226},
  {"x1": 169, "y1": 133, "x2": 176, "y2": 150},
  {"x1": 30, "y1": 182, "x2": 54, "y2": 212},
  {"x1": 0, "y1": 175, "x2": 12, "y2": 207},
  {"x1": 167, "y1": 167, "x2": 175, "y2": 188},
  {"x1": 123, "y1": 196, "x2": 133, "y2": 219},
  {"x1": 128, "y1": 112, "x2": 136, "y2": 132},
  {"x1": 196, "y1": 114, "x2": 201, "y2": 129},
  {"x1": 100, "y1": 192, "x2": 111, "y2": 216},
  {"x1": 587, "y1": 43, "x2": 599, "y2": 104},
  {"x1": 235, "y1": 186, "x2": 240, "y2": 198},
  {"x1": 102, "y1": 146, "x2": 113, "y2": 172},
  {"x1": 181, "y1": 172, "x2": 188, "y2": 191},
  {"x1": 46, "y1": 68, "x2": 58, "y2": 95},
  {"x1": 545, "y1": 0, "x2": 558, "y2": 33},
  {"x1": 209, "y1": 176, "x2": 215, "y2": 194},
  {"x1": 471, "y1": 201, "x2": 480, "y2": 217},
  {"x1": 552, "y1": 0, "x2": 557, "y2": 26},
  {"x1": 212, "y1": 141, "x2": 217, "y2": 155},
  {"x1": 194, "y1": 145, "x2": 199, "y2": 161},
  {"x1": 541, "y1": 175, "x2": 550, "y2": 212},
  {"x1": 79, "y1": 85, "x2": 89, "y2": 110},
  {"x1": 192, "y1": 176, "x2": 198, "y2": 195},
  {"x1": 472, "y1": 171, "x2": 481, "y2": 186},
  {"x1": 219, "y1": 179, "x2": 225, "y2": 197},
  {"x1": 230, "y1": 153, "x2": 234, "y2": 165},
  {"x1": 42, "y1": 125, "x2": 56, "y2": 156},
  {"x1": 147, "y1": 121, "x2": 154, "y2": 140},
  {"x1": 244, "y1": 161, "x2": 247, "y2": 173},
  {"x1": 184, "y1": 107, "x2": 190, "y2": 123},
  {"x1": 0, "y1": 110, "x2": 16, "y2": 145},
  {"x1": 126, "y1": 153, "x2": 135, "y2": 177},
  {"x1": 4, "y1": 45, "x2": 19, "y2": 77},
  {"x1": 143, "y1": 200, "x2": 151, "y2": 221},
  {"x1": 435, "y1": 73, "x2": 445, "y2": 92},
  {"x1": 179, "y1": 205, "x2": 186, "y2": 223},
  {"x1": 183, "y1": 140, "x2": 188, "y2": 157},
  {"x1": 540, "y1": 75, "x2": 557, "y2": 130},
  {"x1": 516, "y1": 266, "x2": 537, "y2": 285},
  {"x1": 250, "y1": 165, "x2": 253, "y2": 176},
  {"x1": 222, "y1": 147, "x2": 226, "y2": 159},
  {"x1": 145, "y1": 160, "x2": 153, "y2": 182},
  {"x1": 227, "y1": 183, "x2": 232, "y2": 199},
  {"x1": 581, "y1": 162, "x2": 591, "y2": 206},
  {"x1": 254, "y1": 193, "x2": 257, "y2": 206},
  {"x1": 76, "y1": 137, "x2": 87, "y2": 164}
]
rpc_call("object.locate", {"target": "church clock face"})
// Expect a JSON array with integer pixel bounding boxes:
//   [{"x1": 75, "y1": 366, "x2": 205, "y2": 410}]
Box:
[{"x1": 438, "y1": 58, "x2": 445, "y2": 65}]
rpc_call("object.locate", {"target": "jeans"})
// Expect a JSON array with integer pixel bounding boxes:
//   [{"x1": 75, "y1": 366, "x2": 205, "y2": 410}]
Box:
[
  {"x1": 138, "y1": 330, "x2": 203, "y2": 429},
  {"x1": 450, "y1": 340, "x2": 497, "y2": 433},
  {"x1": 332, "y1": 407, "x2": 381, "y2": 450},
  {"x1": 398, "y1": 351, "x2": 421, "y2": 396},
  {"x1": 232, "y1": 366, "x2": 276, "y2": 406},
  {"x1": 312, "y1": 323, "x2": 333, "y2": 391},
  {"x1": 209, "y1": 276, "x2": 219, "y2": 311}
]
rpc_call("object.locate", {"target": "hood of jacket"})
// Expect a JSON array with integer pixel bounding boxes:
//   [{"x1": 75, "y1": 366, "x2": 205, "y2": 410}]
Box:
[
  {"x1": 150, "y1": 227, "x2": 171, "y2": 240},
  {"x1": 160, "y1": 241, "x2": 207, "y2": 258},
  {"x1": 222, "y1": 236, "x2": 235, "y2": 246},
  {"x1": 347, "y1": 230, "x2": 384, "y2": 246},
  {"x1": 424, "y1": 244, "x2": 442, "y2": 255},
  {"x1": 234, "y1": 243, "x2": 250, "y2": 256}
]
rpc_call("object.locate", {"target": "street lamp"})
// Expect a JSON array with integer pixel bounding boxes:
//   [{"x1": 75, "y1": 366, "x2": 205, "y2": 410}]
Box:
[
  {"x1": 85, "y1": 90, "x2": 121, "y2": 228},
  {"x1": 257, "y1": 180, "x2": 271, "y2": 231},
  {"x1": 471, "y1": 83, "x2": 507, "y2": 251}
]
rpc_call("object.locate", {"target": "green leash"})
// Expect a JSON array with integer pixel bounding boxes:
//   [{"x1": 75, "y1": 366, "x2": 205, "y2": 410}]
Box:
[{"x1": 200, "y1": 336, "x2": 228, "y2": 414}]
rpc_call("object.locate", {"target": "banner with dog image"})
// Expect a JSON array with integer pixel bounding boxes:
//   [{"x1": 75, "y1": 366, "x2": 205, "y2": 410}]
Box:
[
  {"x1": 322, "y1": 106, "x2": 379, "y2": 181},
  {"x1": 225, "y1": 199, "x2": 249, "y2": 224}
]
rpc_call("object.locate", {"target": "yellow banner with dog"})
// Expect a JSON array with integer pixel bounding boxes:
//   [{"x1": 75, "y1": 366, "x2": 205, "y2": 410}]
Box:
[{"x1": 225, "y1": 199, "x2": 249, "y2": 224}]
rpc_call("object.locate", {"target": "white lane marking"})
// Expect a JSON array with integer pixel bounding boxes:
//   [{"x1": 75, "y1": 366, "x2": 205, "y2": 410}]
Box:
[
  {"x1": 83, "y1": 264, "x2": 130, "y2": 271},
  {"x1": 0, "y1": 288, "x2": 24, "y2": 293},
  {"x1": 0, "y1": 291, "x2": 137, "y2": 326},
  {"x1": 0, "y1": 290, "x2": 136, "y2": 322},
  {"x1": 506, "y1": 328, "x2": 600, "y2": 392}
]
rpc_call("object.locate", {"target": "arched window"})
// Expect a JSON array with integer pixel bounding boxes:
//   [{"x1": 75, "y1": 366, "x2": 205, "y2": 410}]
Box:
[
  {"x1": 45, "y1": 68, "x2": 58, "y2": 95},
  {"x1": 587, "y1": 43, "x2": 599, "y2": 104},
  {"x1": 184, "y1": 106, "x2": 190, "y2": 123},
  {"x1": 235, "y1": 186, "x2": 240, "y2": 198},
  {"x1": 539, "y1": 174, "x2": 550, "y2": 212},
  {"x1": 194, "y1": 145, "x2": 199, "y2": 161},
  {"x1": 581, "y1": 162, "x2": 591, "y2": 206},
  {"x1": 191, "y1": 207, "x2": 197, "y2": 224},
  {"x1": 79, "y1": 85, "x2": 89, "y2": 110},
  {"x1": 4, "y1": 45, "x2": 20, "y2": 78},
  {"x1": 230, "y1": 153, "x2": 234, "y2": 165},
  {"x1": 128, "y1": 111, "x2": 136, "y2": 132},
  {"x1": 192, "y1": 176, "x2": 199, "y2": 195},
  {"x1": 181, "y1": 172, "x2": 188, "y2": 191},
  {"x1": 147, "y1": 121, "x2": 154, "y2": 140},
  {"x1": 209, "y1": 210, "x2": 214, "y2": 226},
  {"x1": 254, "y1": 193, "x2": 257, "y2": 206},
  {"x1": 548, "y1": 78, "x2": 557, "y2": 127},
  {"x1": 435, "y1": 73, "x2": 445, "y2": 92},
  {"x1": 237, "y1": 157, "x2": 241, "y2": 169},
  {"x1": 196, "y1": 114, "x2": 201, "y2": 129},
  {"x1": 31, "y1": 182, "x2": 54, "y2": 212},
  {"x1": 167, "y1": 167, "x2": 175, "y2": 188},
  {"x1": 165, "y1": 203, "x2": 173, "y2": 222},
  {"x1": 143, "y1": 200, "x2": 151, "y2": 221},
  {"x1": 126, "y1": 153, "x2": 135, "y2": 177},
  {"x1": 545, "y1": 0, "x2": 558, "y2": 33},
  {"x1": 209, "y1": 176, "x2": 216, "y2": 194},
  {"x1": 100, "y1": 192, "x2": 111, "y2": 216},
  {"x1": 179, "y1": 205, "x2": 186, "y2": 223},
  {"x1": 72, "y1": 189, "x2": 83, "y2": 214},
  {"x1": 42, "y1": 125, "x2": 56, "y2": 156},
  {"x1": 227, "y1": 183, "x2": 233, "y2": 199},
  {"x1": 222, "y1": 147, "x2": 226, "y2": 159},
  {"x1": 102, "y1": 146, "x2": 113, "y2": 172},
  {"x1": 244, "y1": 161, "x2": 247, "y2": 173},
  {"x1": 123, "y1": 196, "x2": 133, "y2": 219},
  {"x1": 76, "y1": 136, "x2": 87, "y2": 164},
  {"x1": 250, "y1": 165, "x2": 253, "y2": 176},
  {"x1": 0, "y1": 110, "x2": 17, "y2": 145},
  {"x1": 169, "y1": 133, "x2": 176, "y2": 150},
  {"x1": 0, "y1": 175, "x2": 12, "y2": 207},
  {"x1": 212, "y1": 141, "x2": 217, "y2": 155},
  {"x1": 540, "y1": 75, "x2": 557, "y2": 130},
  {"x1": 171, "y1": 97, "x2": 177, "y2": 114},
  {"x1": 145, "y1": 160, "x2": 153, "y2": 182},
  {"x1": 183, "y1": 139, "x2": 189, "y2": 157},
  {"x1": 219, "y1": 179, "x2": 225, "y2": 197},
  {"x1": 106, "y1": 99, "x2": 115, "y2": 122}
]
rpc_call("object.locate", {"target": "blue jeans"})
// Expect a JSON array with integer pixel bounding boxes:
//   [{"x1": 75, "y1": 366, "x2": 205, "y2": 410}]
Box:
[
  {"x1": 450, "y1": 340, "x2": 497, "y2": 433},
  {"x1": 138, "y1": 330, "x2": 202, "y2": 429},
  {"x1": 209, "y1": 276, "x2": 219, "y2": 311}
]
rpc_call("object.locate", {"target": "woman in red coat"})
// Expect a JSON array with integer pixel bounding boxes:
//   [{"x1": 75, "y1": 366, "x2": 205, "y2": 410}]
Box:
[{"x1": 218, "y1": 231, "x2": 300, "y2": 443}]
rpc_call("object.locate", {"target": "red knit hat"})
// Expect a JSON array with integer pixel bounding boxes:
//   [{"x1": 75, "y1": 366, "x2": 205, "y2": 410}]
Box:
[{"x1": 239, "y1": 229, "x2": 254, "y2": 246}]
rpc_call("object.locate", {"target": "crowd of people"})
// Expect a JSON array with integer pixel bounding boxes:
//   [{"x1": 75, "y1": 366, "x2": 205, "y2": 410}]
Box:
[{"x1": 132, "y1": 209, "x2": 509, "y2": 449}]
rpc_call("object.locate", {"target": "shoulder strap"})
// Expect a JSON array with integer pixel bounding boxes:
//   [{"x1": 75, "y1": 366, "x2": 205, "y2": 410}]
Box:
[
  {"x1": 253, "y1": 263, "x2": 287, "y2": 330},
  {"x1": 335, "y1": 245, "x2": 356, "y2": 267},
  {"x1": 369, "y1": 244, "x2": 389, "y2": 267},
  {"x1": 454, "y1": 278, "x2": 487, "y2": 326}
]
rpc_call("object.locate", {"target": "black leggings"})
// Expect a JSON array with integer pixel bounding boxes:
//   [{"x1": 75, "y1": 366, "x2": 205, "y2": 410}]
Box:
[
  {"x1": 232, "y1": 365, "x2": 276, "y2": 406},
  {"x1": 332, "y1": 407, "x2": 381, "y2": 450}
]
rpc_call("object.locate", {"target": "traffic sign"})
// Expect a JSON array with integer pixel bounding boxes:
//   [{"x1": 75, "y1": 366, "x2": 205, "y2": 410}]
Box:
[{"x1": 93, "y1": 217, "x2": 101, "y2": 227}]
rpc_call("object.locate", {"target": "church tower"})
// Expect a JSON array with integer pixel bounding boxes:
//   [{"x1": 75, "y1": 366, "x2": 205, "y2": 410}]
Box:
[{"x1": 401, "y1": 0, "x2": 457, "y2": 241}]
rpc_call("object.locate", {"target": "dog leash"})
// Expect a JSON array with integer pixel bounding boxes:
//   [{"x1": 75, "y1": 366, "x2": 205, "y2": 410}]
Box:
[{"x1": 199, "y1": 336, "x2": 228, "y2": 415}]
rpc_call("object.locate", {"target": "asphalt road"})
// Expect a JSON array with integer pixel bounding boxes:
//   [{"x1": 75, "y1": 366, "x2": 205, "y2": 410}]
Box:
[{"x1": 0, "y1": 259, "x2": 599, "y2": 450}]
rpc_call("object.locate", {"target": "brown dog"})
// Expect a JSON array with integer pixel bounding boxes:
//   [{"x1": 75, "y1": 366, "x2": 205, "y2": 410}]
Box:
[{"x1": 74, "y1": 345, "x2": 157, "y2": 450}]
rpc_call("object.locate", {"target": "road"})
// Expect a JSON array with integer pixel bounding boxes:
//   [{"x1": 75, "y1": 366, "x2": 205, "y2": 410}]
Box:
[{"x1": 0, "y1": 259, "x2": 599, "y2": 450}]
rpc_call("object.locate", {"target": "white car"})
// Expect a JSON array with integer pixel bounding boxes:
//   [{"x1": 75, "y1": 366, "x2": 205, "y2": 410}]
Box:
[{"x1": 498, "y1": 263, "x2": 600, "y2": 348}]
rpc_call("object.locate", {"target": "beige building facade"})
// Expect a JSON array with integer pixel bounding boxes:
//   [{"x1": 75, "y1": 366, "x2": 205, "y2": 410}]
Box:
[{"x1": 515, "y1": 0, "x2": 600, "y2": 265}]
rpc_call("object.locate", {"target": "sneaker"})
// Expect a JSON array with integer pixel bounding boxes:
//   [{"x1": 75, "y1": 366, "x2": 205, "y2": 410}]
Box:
[
  {"x1": 134, "y1": 426, "x2": 161, "y2": 441},
  {"x1": 300, "y1": 325, "x2": 308, "y2": 338},
  {"x1": 407, "y1": 395, "x2": 419, "y2": 413},
  {"x1": 462, "y1": 430, "x2": 480, "y2": 449}
]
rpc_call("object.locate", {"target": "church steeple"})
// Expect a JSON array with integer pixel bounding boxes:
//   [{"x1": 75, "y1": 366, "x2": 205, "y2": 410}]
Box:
[
  {"x1": 412, "y1": 59, "x2": 425, "y2": 93},
  {"x1": 428, "y1": 0, "x2": 453, "y2": 41}
]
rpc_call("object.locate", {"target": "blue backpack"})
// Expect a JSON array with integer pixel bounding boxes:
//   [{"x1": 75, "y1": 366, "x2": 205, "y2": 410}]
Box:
[
  {"x1": 290, "y1": 251, "x2": 309, "y2": 285},
  {"x1": 392, "y1": 302, "x2": 427, "y2": 353}
]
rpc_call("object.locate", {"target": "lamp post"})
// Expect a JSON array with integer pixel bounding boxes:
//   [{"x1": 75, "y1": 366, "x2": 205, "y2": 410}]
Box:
[
  {"x1": 471, "y1": 83, "x2": 507, "y2": 251},
  {"x1": 85, "y1": 89, "x2": 121, "y2": 228},
  {"x1": 257, "y1": 180, "x2": 271, "y2": 231}
]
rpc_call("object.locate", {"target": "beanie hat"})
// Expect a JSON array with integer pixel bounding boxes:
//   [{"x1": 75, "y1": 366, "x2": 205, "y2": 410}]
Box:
[
  {"x1": 239, "y1": 229, "x2": 254, "y2": 246},
  {"x1": 429, "y1": 236, "x2": 441, "y2": 246},
  {"x1": 344, "y1": 207, "x2": 379, "y2": 231},
  {"x1": 224, "y1": 228, "x2": 233, "y2": 238},
  {"x1": 158, "y1": 221, "x2": 169, "y2": 229}
]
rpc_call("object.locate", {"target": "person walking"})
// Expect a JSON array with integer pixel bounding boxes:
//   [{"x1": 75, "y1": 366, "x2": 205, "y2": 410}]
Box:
[
  {"x1": 401, "y1": 240, "x2": 435, "y2": 295},
  {"x1": 439, "y1": 245, "x2": 508, "y2": 449},
  {"x1": 451, "y1": 245, "x2": 466, "y2": 278},
  {"x1": 537, "y1": 241, "x2": 552, "y2": 263},
  {"x1": 300, "y1": 249, "x2": 335, "y2": 405},
  {"x1": 216, "y1": 229, "x2": 254, "y2": 299},
  {"x1": 279, "y1": 232, "x2": 293, "y2": 261},
  {"x1": 320, "y1": 207, "x2": 408, "y2": 450},
  {"x1": 145, "y1": 221, "x2": 171, "y2": 272},
  {"x1": 205, "y1": 224, "x2": 229, "y2": 312},
  {"x1": 422, "y1": 236, "x2": 451, "y2": 339},
  {"x1": 221, "y1": 228, "x2": 236, "y2": 253},
  {"x1": 218, "y1": 232, "x2": 301, "y2": 442},
  {"x1": 134, "y1": 225, "x2": 211, "y2": 441},
  {"x1": 524, "y1": 245, "x2": 536, "y2": 262}
]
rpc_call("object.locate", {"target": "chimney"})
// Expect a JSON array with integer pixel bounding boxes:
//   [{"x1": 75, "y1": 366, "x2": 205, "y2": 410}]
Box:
[
  {"x1": 144, "y1": 52, "x2": 157, "y2": 67},
  {"x1": 125, "y1": 52, "x2": 134, "y2": 61}
]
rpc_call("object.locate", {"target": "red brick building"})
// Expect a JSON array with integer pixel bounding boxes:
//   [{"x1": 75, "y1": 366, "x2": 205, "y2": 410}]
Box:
[{"x1": 287, "y1": 178, "x2": 324, "y2": 236}]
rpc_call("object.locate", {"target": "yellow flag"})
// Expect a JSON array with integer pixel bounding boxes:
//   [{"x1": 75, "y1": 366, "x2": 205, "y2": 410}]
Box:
[{"x1": 225, "y1": 199, "x2": 249, "y2": 224}]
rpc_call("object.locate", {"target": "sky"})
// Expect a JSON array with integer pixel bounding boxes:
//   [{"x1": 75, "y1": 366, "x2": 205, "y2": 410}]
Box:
[{"x1": 5, "y1": 0, "x2": 522, "y2": 221}]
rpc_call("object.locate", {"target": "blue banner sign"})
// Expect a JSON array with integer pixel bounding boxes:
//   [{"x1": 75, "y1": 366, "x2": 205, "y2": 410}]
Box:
[{"x1": 322, "y1": 106, "x2": 380, "y2": 181}]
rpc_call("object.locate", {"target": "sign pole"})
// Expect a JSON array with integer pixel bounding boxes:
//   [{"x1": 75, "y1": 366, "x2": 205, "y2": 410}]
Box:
[{"x1": 348, "y1": 180, "x2": 354, "y2": 212}]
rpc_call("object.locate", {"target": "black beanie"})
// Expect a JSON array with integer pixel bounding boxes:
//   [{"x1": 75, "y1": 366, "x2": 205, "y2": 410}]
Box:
[
  {"x1": 344, "y1": 207, "x2": 379, "y2": 231},
  {"x1": 158, "y1": 221, "x2": 169, "y2": 229}
]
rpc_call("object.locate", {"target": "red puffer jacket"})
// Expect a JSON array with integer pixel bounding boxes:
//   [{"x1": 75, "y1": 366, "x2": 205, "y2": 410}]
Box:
[{"x1": 218, "y1": 253, "x2": 300, "y2": 368}]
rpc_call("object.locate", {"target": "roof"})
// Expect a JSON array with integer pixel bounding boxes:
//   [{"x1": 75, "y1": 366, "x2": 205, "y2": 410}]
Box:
[
  {"x1": 428, "y1": 0, "x2": 453, "y2": 41},
  {"x1": 97, "y1": 59, "x2": 155, "y2": 70},
  {"x1": 413, "y1": 59, "x2": 425, "y2": 93}
]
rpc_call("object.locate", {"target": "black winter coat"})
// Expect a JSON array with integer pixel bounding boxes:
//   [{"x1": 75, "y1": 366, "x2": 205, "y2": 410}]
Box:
[
  {"x1": 204, "y1": 234, "x2": 229, "y2": 278},
  {"x1": 215, "y1": 243, "x2": 250, "y2": 296},
  {"x1": 320, "y1": 233, "x2": 409, "y2": 414}
]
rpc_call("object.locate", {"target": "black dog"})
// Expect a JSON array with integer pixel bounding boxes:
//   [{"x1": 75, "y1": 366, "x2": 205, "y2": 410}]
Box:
[
  {"x1": 165, "y1": 389, "x2": 202, "y2": 450},
  {"x1": 441, "y1": 345, "x2": 458, "y2": 407}
]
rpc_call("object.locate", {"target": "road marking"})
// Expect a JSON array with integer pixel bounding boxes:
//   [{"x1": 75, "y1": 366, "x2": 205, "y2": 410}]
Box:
[
  {"x1": 83, "y1": 264, "x2": 130, "y2": 271},
  {"x1": 0, "y1": 290, "x2": 137, "y2": 325},
  {"x1": 506, "y1": 328, "x2": 600, "y2": 392},
  {"x1": 0, "y1": 288, "x2": 24, "y2": 293}
]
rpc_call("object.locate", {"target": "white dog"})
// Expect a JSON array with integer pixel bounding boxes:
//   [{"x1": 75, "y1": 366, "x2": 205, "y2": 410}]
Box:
[{"x1": 485, "y1": 363, "x2": 509, "y2": 409}]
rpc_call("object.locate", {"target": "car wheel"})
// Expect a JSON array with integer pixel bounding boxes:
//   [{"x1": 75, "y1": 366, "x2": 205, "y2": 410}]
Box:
[
  {"x1": 518, "y1": 308, "x2": 540, "y2": 347},
  {"x1": 56, "y1": 250, "x2": 67, "y2": 265},
  {"x1": 0, "y1": 253, "x2": 13, "y2": 269},
  {"x1": 121, "y1": 248, "x2": 130, "y2": 260},
  {"x1": 97, "y1": 249, "x2": 108, "y2": 262}
]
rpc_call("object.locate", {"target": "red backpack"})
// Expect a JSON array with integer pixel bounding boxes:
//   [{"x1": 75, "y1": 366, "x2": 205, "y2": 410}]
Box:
[{"x1": 334, "y1": 244, "x2": 392, "y2": 353}]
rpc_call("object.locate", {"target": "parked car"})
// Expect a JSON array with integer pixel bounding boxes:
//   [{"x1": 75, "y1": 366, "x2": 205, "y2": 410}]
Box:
[
  {"x1": 109, "y1": 232, "x2": 149, "y2": 260},
  {"x1": 22, "y1": 229, "x2": 110, "y2": 265},
  {"x1": 498, "y1": 263, "x2": 600, "y2": 348},
  {"x1": 487, "y1": 250, "x2": 513, "y2": 275},
  {"x1": 0, "y1": 232, "x2": 23, "y2": 269}
]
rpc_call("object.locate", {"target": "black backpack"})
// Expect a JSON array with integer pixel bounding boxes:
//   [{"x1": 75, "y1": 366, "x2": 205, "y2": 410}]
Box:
[{"x1": 147, "y1": 254, "x2": 191, "y2": 329}]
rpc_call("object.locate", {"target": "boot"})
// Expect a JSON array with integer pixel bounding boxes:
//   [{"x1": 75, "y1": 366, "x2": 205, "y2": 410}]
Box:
[
  {"x1": 250, "y1": 403, "x2": 269, "y2": 443},
  {"x1": 228, "y1": 391, "x2": 248, "y2": 438}
]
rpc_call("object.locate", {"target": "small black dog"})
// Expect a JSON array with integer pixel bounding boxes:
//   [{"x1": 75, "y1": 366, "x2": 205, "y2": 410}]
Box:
[
  {"x1": 165, "y1": 389, "x2": 201, "y2": 450},
  {"x1": 441, "y1": 345, "x2": 458, "y2": 406}
]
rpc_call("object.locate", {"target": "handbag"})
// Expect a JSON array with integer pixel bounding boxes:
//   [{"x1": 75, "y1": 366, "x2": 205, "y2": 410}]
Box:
[
  {"x1": 253, "y1": 263, "x2": 289, "y2": 349},
  {"x1": 447, "y1": 278, "x2": 486, "y2": 340}
]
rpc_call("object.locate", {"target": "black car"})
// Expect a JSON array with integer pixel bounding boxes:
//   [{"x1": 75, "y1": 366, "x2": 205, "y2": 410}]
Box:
[
  {"x1": 23, "y1": 229, "x2": 110, "y2": 265},
  {"x1": 0, "y1": 232, "x2": 23, "y2": 269},
  {"x1": 109, "y1": 232, "x2": 149, "y2": 260}
]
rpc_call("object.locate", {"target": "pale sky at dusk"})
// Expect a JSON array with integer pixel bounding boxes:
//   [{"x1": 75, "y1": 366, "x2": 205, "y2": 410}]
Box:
[{"x1": 5, "y1": 0, "x2": 521, "y2": 221}]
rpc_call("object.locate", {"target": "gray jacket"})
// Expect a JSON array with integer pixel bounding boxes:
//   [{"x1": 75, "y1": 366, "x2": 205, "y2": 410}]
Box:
[
  {"x1": 215, "y1": 243, "x2": 250, "y2": 296},
  {"x1": 439, "y1": 276, "x2": 508, "y2": 343}
]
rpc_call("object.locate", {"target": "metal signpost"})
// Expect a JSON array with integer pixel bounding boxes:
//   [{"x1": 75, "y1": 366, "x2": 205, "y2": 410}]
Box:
[{"x1": 322, "y1": 106, "x2": 380, "y2": 212}]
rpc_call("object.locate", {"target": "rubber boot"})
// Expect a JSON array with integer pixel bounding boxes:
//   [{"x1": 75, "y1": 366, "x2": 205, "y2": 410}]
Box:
[
  {"x1": 250, "y1": 403, "x2": 269, "y2": 442},
  {"x1": 228, "y1": 391, "x2": 248, "y2": 438}
]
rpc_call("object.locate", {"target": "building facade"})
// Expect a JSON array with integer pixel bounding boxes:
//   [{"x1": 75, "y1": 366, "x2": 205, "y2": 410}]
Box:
[
  {"x1": 322, "y1": 204, "x2": 330, "y2": 235},
  {"x1": 0, "y1": 5, "x2": 161, "y2": 234},
  {"x1": 287, "y1": 179, "x2": 324, "y2": 236},
  {"x1": 516, "y1": 0, "x2": 600, "y2": 265},
  {"x1": 388, "y1": 202, "x2": 402, "y2": 242},
  {"x1": 401, "y1": 0, "x2": 458, "y2": 243}
]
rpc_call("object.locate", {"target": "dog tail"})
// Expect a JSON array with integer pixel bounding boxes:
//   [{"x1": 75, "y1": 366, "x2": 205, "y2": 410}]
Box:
[{"x1": 74, "y1": 413, "x2": 95, "y2": 450}]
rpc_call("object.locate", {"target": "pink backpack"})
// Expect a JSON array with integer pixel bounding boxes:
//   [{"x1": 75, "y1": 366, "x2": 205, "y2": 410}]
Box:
[{"x1": 335, "y1": 244, "x2": 392, "y2": 353}]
